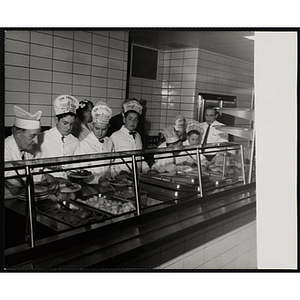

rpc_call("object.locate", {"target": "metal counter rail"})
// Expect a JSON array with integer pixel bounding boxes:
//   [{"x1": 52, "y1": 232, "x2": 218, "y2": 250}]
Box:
[
  {"x1": 4, "y1": 142, "x2": 245, "y2": 249},
  {"x1": 4, "y1": 183, "x2": 256, "y2": 269}
]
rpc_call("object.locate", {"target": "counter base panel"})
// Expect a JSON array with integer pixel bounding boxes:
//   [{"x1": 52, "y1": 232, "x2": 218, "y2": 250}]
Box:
[{"x1": 5, "y1": 183, "x2": 256, "y2": 270}]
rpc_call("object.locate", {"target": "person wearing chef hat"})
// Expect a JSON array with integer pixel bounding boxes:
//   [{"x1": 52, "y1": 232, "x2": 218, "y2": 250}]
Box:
[
  {"x1": 107, "y1": 98, "x2": 147, "y2": 143},
  {"x1": 4, "y1": 106, "x2": 59, "y2": 196},
  {"x1": 110, "y1": 99, "x2": 150, "y2": 175},
  {"x1": 151, "y1": 125, "x2": 182, "y2": 173},
  {"x1": 172, "y1": 115, "x2": 187, "y2": 142},
  {"x1": 34, "y1": 95, "x2": 80, "y2": 180},
  {"x1": 74, "y1": 101, "x2": 115, "y2": 184},
  {"x1": 176, "y1": 120, "x2": 209, "y2": 167},
  {"x1": 36, "y1": 95, "x2": 80, "y2": 159}
]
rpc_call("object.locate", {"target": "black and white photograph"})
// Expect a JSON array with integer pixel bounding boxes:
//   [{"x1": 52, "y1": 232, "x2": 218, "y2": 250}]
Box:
[{"x1": 0, "y1": 5, "x2": 298, "y2": 299}]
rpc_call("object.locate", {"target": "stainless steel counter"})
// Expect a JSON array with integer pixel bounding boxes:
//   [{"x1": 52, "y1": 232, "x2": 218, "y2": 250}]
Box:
[{"x1": 5, "y1": 183, "x2": 256, "y2": 270}]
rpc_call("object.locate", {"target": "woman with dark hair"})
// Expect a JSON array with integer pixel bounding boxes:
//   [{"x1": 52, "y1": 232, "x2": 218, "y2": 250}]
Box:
[{"x1": 71, "y1": 99, "x2": 94, "y2": 141}]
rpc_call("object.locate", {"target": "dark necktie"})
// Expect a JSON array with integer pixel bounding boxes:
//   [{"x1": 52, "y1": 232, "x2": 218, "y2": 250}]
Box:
[
  {"x1": 129, "y1": 131, "x2": 137, "y2": 139},
  {"x1": 99, "y1": 139, "x2": 104, "y2": 143},
  {"x1": 21, "y1": 151, "x2": 25, "y2": 160},
  {"x1": 61, "y1": 135, "x2": 65, "y2": 143},
  {"x1": 202, "y1": 124, "x2": 211, "y2": 144}
]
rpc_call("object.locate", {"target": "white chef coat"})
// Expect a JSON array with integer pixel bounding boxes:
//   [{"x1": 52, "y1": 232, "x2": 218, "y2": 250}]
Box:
[
  {"x1": 4, "y1": 135, "x2": 34, "y2": 184},
  {"x1": 37, "y1": 126, "x2": 79, "y2": 158},
  {"x1": 110, "y1": 125, "x2": 149, "y2": 174},
  {"x1": 151, "y1": 142, "x2": 180, "y2": 173},
  {"x1": 35, "y1": 126, "x2": 79, "y2": 178},
  {"x1": 200, "y1": 120, "x2": 228, "y2": 144},
  {"x1": 5, "y1": 135, "x2": 35, "y2": 162},
  {"x1": 74, "y1": 132, "x2": 114, "y2": 179},
  {"x1": 4, "y1": 135, "x2": 41, "y2": 197},
  {"x1": 71, "y1": 119, "x2": 93, "y2": 141},
  {"x1": 177, "y1": 140, "x2": 209, "y2": 166}
]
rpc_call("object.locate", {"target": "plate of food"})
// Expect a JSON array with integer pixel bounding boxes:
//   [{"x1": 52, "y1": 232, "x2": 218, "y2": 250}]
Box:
[
  {"x1": 109, "y1": 179, "x2": 131, "y2": 187},
  {"x1": 59, "y1": 182, "x2": 82, "y2": 193},
  {"x1": 17, "y1": 184, "x2": 49, "y2": 201},
  {"x1": 68, "y1": 170, "x2": 92, "y2": 179}
]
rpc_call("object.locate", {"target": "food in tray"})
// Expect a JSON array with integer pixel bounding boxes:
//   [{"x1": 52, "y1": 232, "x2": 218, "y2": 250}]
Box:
[
  {"x1": 42, "y1": 205, "x2": 106, "y2": 226},
  {"x1": 114, "y1": 188, "x2": 135, "y2": 199},
  {"x1": 76, "y1": 195, "x2": 136, "y2": 215}
]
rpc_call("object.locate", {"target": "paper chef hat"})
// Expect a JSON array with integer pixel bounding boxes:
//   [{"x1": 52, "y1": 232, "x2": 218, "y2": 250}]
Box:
[
  {"x1": 163, "y1": 125, "x2": 180, "y2": 144},
  {"x1": 173, "y1": 115, "x2": 186, "y2": 131},
  {"x1": 14, "y1": 106, "x2": 42, "y2": 130},
  {"x1": 186, "y1": 120, "x2": 203, "y2": 135},
  {"x1": 53, "y1": 95, "x2": 79, "y2": 116},
  {"x1": 123, "y1": 99, "x2": 143, "y2": 115},
  {"x1": 92, "y1": 101, "x2": 112, "y2": 124}
]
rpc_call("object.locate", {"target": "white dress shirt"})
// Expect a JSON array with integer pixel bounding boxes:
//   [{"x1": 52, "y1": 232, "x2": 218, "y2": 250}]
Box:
[
  {"x1": 35, "y1": 126, "x2": 79, "y2": 178},
  {"x1": 199, "y1": 120, "x2": 228, "y2": 144},
  {"x1": 74, "y1": 132, "x2": 114, "y2": 179},
  {"x1": 110, "y1": 125, "x2": 149, "y2": 174},
  {"x1": 37, "y1": 126, "x2": 79, "y2": 158}
]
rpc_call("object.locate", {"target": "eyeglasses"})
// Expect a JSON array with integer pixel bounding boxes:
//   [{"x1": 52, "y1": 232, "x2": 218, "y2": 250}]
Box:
[{"x1": 205, "y1": 114, "x2": 216, "y2": 117}]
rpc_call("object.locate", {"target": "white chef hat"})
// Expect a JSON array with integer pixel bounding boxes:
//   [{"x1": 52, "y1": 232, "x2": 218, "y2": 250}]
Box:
[
  {"x1": 14, "y1": 106, "x2": 42, "y2": 130},
  {"x1": 92, "y1": 101, "x2": 112, "y2": 124},
  {"x1": 53, "y1": 95, "x2": 79, "y2": 116},
  {"x1": 123, "y1": 99, "x2": 143, "y2": 115},
  {"x1": 163, "y1": 125, "x2": 180, "y2": 144},
  {"x1": 173, "y1": 115, "x2": 186, "y2": 131},
  {"x1": 186, "y1": 120, "x2": 203, "y2": 135}
]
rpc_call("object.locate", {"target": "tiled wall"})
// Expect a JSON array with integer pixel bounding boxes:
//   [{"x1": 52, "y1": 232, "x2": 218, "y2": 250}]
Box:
[
  {"x1": 4, "y1": 30, "x2": 129, "y2": 127},
  {"x1": 128, "y1": 47, "x2": 254, "y2": 137},
  {"x1": 5, "y1": 30, "x2": 254, "y2": 140}
]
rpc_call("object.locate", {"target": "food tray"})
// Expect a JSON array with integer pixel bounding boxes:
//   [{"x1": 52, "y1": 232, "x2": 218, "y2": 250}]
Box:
[
  {"x1": 139, "y1": 182, "x2": 198, "y2": 200},
  {"x1": 76, "y1": 194, "x2": 136, "y2": 216},
  {"x1": 139, "y1": 174, "x2": 198, "y2": 192},
  {"x1": 140, "y1": 197, "x2": 163, "y2": 207},
  {"x1": 36, "y1": 199, "x2": 109, "y2": 227}
]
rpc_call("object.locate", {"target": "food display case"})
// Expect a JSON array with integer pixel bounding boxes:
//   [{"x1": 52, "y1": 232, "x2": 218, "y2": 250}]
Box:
[{"x1": 4, "y1": 142, "x2": 255, "y2": 269}]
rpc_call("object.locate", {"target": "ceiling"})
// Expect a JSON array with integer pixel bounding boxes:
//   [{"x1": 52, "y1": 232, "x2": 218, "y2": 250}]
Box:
[{"x1": 129, "y1": 30, "x2": 254, "y2": 63}]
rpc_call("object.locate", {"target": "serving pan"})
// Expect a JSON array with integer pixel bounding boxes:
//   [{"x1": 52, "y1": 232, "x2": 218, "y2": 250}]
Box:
[
  {"x1": 36, "y1": 199, "x2": 109, "y2": 227},
  {"x1": 76, "y1": 194, "x2": 136, "y2": 216},
  {"x1": 139, "y1": 174, "x2": 198, "y2": 192}
]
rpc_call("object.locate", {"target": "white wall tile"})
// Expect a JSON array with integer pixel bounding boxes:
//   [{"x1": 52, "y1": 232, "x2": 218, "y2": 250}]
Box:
[
  {"x1": 5, "y1": 39, "x2": 30, "y2": 54},
  {"x1": 31, "y1": 32, "x2": 53, "y2": 47}
]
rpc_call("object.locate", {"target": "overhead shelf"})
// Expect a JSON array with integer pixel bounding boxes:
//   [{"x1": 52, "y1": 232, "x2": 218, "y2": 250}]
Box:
[
  {"x1": 215, "y1": 126, "x2": 255, "y2": 141},
  {"x1": 217, "y1": 108, "x2": 254, "y2": 121}
]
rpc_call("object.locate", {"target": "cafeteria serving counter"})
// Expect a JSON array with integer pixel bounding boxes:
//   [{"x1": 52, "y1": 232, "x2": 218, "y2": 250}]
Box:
[{"x1": 4, "y1": 142, "x2": 256, "y2": 269}]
